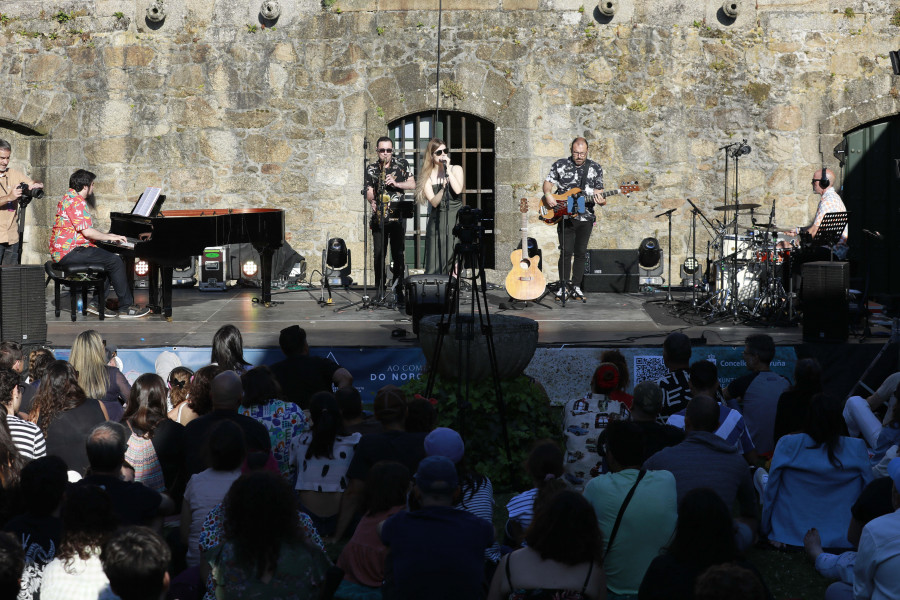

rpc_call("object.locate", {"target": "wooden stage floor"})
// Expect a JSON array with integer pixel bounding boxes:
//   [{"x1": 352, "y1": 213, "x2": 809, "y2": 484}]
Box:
[{"x1": 42, "y1": 282, "x2": 879, "y2": 351}]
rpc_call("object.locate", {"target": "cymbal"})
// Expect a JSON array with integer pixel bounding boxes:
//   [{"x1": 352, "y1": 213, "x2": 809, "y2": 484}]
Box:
[
  {"x1": 713, "y1": 203, "x2": 761, "y2": 212},
  {"x1": 750, "y1": 223, "x2": 779, "y2": 230}
]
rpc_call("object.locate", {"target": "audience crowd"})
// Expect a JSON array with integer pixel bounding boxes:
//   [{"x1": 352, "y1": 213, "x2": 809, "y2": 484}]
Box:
[{"x1": 0, "y1": 326, "x2": 897, "y2": 600}]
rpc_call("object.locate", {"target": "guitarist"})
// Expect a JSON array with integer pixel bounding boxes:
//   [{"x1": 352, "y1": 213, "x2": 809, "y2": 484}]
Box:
[
  {"x1": 366, "y1": 136, "x2": 414, "y2": 303},
  {"x1": 542, "y1": 137, "x2": 606, "y2": 300}
]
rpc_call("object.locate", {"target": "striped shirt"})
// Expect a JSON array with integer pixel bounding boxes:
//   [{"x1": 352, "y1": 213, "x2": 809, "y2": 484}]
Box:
[
  {"x1": 666, "y1": 404, "x2": 756, "y2": 455},
  {"x1": 656, "y1": 369, "x2": 691, "y2": 418},
  {"x1": 7, "y1": 414, "x2": 46, "y2": 460},
  {"x1": 506, "y1": 488, "x2": 538, "y2": 531}
]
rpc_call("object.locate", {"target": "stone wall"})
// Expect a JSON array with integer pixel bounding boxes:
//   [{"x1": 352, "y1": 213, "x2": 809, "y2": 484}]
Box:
[{"x1": 0, "y1": 0, "x2": 897, "y2": 283}]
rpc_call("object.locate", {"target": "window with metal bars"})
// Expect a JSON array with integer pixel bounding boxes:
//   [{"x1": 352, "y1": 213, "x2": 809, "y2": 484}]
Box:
[{"x1": 387, "y1": 110, "x2": 496, "y2": 270}]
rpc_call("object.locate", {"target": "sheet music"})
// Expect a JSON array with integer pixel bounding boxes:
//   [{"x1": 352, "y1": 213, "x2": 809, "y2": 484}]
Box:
[{"x1": 133, "y1": 187, "x2": 162, "y2": 217}]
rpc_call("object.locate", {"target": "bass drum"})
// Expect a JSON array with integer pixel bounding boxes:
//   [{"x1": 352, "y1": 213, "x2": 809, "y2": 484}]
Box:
[{"x1": 710, "y1": 262, "x2": 761, "y2": 303}]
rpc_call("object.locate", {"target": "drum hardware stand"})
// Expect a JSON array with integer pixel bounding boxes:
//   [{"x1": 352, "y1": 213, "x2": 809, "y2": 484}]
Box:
[
  {"x1": 655, "y1": 207, "x2": 677, "y2": 302},
  {"x1": 686, "y1": 198, "x2": 717, "y2": 310}
]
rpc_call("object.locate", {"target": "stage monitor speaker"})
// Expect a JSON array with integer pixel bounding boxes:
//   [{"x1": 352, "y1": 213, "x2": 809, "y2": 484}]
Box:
[
  {"x1": 582, "y1": 249, "x2": 640, "y2": 293},
  {"x1": 801, "y1": 261, "x2": 849, "y2": 343},
  {"x1": 0, "y1": 265, "x2": 46, "y2": 344},
  {"x1": 404, "y1": 275, "x2": 454, "y2": 335}
]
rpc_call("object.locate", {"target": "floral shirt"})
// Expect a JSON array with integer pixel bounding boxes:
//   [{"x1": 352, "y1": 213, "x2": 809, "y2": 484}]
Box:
[
  {"x1": 199, "y1": 503, "x2": 323, "y2": 600},
  {"x1": 239, "y1": 400, "x2": 309, "y2": 480},
  {"x1": 365, "y1": 156, "x2": 413, "y2": 203},
  {"x1": 49, "y1": 188, "x2": 96, "y2": 262},
  {"x1": 545, "y1": 157, "x2": 604, "y2": 222}
]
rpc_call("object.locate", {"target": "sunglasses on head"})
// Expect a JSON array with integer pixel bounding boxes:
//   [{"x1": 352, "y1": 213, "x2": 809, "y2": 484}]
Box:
[{"x1": 434, "y1": 149, "x2": 447, "y2": 156}]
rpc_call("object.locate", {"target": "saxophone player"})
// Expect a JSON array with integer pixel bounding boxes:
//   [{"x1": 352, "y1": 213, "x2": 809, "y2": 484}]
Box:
[{"x1": 365, "y1": 136, "x2": 414, "y2": 303}]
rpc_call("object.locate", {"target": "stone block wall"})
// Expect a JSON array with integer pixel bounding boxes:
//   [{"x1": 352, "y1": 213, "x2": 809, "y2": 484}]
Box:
[{"x1": 0, "y1": 0, "x2": 897, "y2": 283}]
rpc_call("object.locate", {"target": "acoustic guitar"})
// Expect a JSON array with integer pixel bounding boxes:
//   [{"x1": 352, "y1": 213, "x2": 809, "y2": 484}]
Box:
[
  {"x1": 505, "y1": 198, "x2": 547, "y2": 301},
  {"x1": 538, "y1": 182, "x2": 641, "y2": 225}
]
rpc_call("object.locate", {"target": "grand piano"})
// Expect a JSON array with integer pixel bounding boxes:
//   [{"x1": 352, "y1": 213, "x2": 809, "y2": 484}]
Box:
[{"x1": 100, "y1": 208, "x2": 285, "y2": 318}]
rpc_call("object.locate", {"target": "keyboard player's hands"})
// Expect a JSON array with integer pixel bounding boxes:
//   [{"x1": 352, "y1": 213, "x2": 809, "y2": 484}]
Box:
[{"x1": 106, "y1": 233, "x2": 129, "y2": 245}]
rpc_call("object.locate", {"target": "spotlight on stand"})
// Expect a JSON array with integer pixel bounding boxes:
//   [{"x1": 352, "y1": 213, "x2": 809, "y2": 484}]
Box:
[
  {"x1": 241, "y1": 260, "x2": 258, "y2": 279},
  {"x1": 638, "y1": 237, "x2": 664, "y2": 289},
  {"x1": 134, "y1": 259, "x2": 151, "y2": 289},
  {"x1": 680, "y1": 257, "x2": 703, "y2": 287},
  {"x1": 172, "y1": 257, "x2": 198, "y2": 288},
  {"x1": 319, "y1": 237, "x2": 352, "y2": 306}
]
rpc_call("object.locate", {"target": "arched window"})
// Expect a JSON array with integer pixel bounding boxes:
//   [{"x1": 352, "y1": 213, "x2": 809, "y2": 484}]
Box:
[{"x1": 387, "y1": 110, "x2": 496, "y2": 269}]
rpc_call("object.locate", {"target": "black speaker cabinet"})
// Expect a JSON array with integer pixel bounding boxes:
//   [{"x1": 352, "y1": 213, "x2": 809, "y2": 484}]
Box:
[
  {"x1": 801, "y1": 261, "x2": 849, "y2": 343},
  {"x1": 0, "y1": 265, "x2": 47, "y2": 344},
  {"x1": 582, "y1": 249, "x2": 639, "y2": 293},
  {"x1": 404, "y1": 275, "x2": 455, "y2": 335}
]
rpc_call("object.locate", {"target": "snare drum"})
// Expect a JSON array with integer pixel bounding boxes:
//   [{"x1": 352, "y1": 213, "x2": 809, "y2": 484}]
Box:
[{"x1": 721, "y1": 233, "x2": 754, "y2": 261}]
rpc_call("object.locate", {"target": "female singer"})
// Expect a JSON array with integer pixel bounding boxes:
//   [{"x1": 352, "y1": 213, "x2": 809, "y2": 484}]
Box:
[{"x1": 416, "y1": 138, "x2": 464, "y2": 275}]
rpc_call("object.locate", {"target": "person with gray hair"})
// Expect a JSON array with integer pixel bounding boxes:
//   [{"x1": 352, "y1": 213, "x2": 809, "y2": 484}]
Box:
[
  {"x1": 631, "y1": 380, "x2": 685, "y2": 460},
  {"x1": 78, "y1": 422, "x2": 174, "y2": 528},
  {"x1": 0, "y1": 139, "x2": 43, "y2": 265}
]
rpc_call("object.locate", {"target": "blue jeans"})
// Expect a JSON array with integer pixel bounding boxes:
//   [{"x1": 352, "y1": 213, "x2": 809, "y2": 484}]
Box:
[{"x1": 58, "y1": 246, "x2": 134, "y2": 308}]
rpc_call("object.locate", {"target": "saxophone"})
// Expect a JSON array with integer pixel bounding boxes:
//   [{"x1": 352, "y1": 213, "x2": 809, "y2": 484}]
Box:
[{"x1": 373, "y1": 164, "x2": 391, "y2": 226}]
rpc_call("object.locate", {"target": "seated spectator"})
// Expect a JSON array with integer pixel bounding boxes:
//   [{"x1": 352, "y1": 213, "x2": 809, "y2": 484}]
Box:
[
  {"x1": 563, "y1": 363, "x2": 630, "y2": 490},
  {"x1": 0, "y1": 531, "x2": 23, "y2": 600},
  {"x1": 0, "y1": 342, "x2": 23, "y2": 374},
  {"x1": 803, "y1": 477, "x2": 895, "y2": 590},
  {"x1": 182, "y1": 421, "x2": 245, "y2": 568},
  {"x1": 270, "y1": 325, "x2": 353, "y2": 410},
  {"x1": 80, "y1": 422, "x2": 174, "y2": 528},
  {"x1": 506, "y1": 439, "x2": 566, "y2": 547},
  {"x1": 210, "y1": 324, "x2": 252, "y2": 374},
  {"x1": 655, "y1": 332, "x2": 694, "y2": 418},
  {"x1": 760, "y1": 393, "x2": 873, "y2": 549},
  {"x1": 488, "y1": 490, "x2": 605, "y2": 600},
  {"x1": 724, "y1": 334, "x2": 790, "y2": 456},
  {"x1": 0, "y1": 419, "x2": 23, "y2": 523},
  {"x1": 182, "y1": 371, "x2": 271, "y2": 477},
  {"x1": 583, "y1": 420, "x2": 677, "y2": 597},
  {"x1": 603, "y1": 349, "x2": 634, "y2": 409},
  {"x1": 640, "y1": 488, "x2": 762, "y2": 600},
  {"x1": 693, "y1": 563, "x2": 767, "y2": 600},
  {"x1": 425, "y1": 427, "x2": 501, "y2": 564},
  {"x1": 335, "y1": 461, "x2": 410, "y2": 599},
  {"x1": 666, "y1": 360, "x2": 758, "y2": 464},
  {"x1": 844, "y1": 379, "x2": 900, "y2": 472},
  {"x1": 239, "y1": 365, "x2": 308, "y2": 479},
  {"x1": 404, "y1": 396, "x2": 437, "y2": 433},
  {"x1": 69, "y1": 330, "x2": 130, "y2": 419},
  {"x1": 845, "y1": 458, "x2": 900, "y2": 600},
  {"x1": 29, "y1": 360, "x2": 107, "y2": 477},
  {"x1": 166, "y1": 366, "x2": 195, "y2": 426},
  {"x1": 621, "y1": 381, "x2": 684, "y2": 462},
  {"x1": 290, "y1": 392, "x2": 360, "y2": 537},
  {"x1": 101, "y1": 526, "x2": 171, "y2": 600},
  {"x1": 337, "y1": 387, "x2": 381, "y2": 436},
  {"x1": 645, "y1": 395, "x2": 757, "y2": 550},
  {"x1": 332, "y1": 385, "x2": 426, "y2": 541},
  {"x1": 773, "y1": 358, "x2": 823, "y2": 444},
  {"x1": 205, "y1": 472, "x2": 331, "y2": 597},
  {"x1": 3, "y1": 455, "x2": 67, "y2": 599},
  {"x1": 19, "y1": 349, "x2": 54, "y2": 415},
  {"x1": 122, "y1": 373, "x2": 185, "y2": 497},
  {"x1": 180, "y1": 364, "x2": 225, "y2": 425},
  {"x1": 40, "y1": 485, "x2": 117, "y2": 599},
  {"x1": 380, "y1": 456, "x2": 493, "y2": 600},
  {"x1": 0, "y1": 368, "x2": 45, "y2": 460}
]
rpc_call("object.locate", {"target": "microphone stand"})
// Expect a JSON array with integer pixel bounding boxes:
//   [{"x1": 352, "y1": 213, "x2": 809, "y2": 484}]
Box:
[
  {"x1": 685, "y1": 199, "x2": 707, "y2": 309},
  {"x1": 655, "y1": 207, "x2": 677, "y2": 302}
]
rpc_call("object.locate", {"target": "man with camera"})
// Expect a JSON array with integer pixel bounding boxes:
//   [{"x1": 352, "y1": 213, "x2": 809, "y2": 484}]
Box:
[
  {"x1": 0, "y1": 140, "x2": 44, "y2": 265},
  {"x1": 49, "y1": 169, "x2": 150, "y2": 318}
]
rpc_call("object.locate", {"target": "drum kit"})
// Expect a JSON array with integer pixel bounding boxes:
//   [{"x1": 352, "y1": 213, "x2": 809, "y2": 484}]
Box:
[{"x1": 697, "y1": 202, "x2": 797, "y2": 323}]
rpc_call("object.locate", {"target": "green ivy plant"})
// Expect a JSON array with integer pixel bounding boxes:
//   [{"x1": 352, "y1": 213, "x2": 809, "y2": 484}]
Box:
[{"x1": 402, "y1": 375, "x2": 562, "y2": 492}]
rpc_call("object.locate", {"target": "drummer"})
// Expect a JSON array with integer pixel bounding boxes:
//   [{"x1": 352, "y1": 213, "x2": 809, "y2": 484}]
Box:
[{"x1": 778, "y1": 168, "x2": 848, "y2": 260}]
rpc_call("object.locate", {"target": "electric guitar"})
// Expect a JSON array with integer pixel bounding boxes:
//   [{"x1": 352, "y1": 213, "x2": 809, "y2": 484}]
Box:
[
  {"x1": 538, "y1": 182, "x2": 641, "y2": 225},
  {"x1": 505, "y1": 198, "x2": 547, "y2": 300}
]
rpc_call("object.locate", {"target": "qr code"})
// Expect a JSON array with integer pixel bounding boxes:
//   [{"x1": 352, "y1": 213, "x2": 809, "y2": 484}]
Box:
[{"x1": 633, "y1": 355, "x2": 668, "y2": 383}]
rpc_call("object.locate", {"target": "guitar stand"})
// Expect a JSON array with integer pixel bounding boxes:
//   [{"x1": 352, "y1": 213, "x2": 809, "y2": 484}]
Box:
[{"x1": 504, "y1": 294, "x2": 553, "y2": 310}]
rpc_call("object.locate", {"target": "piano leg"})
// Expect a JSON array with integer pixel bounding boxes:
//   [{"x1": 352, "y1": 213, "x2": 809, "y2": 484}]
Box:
[
  {"x1": 147, "y1": 264, "x2": 162, "y2": 315},
  {"x1": 260, "y1": 248, "x2": 275, "y2": 305},
  {"x1": 161, "y1": 266, "x2": 174, "y2": 319}
]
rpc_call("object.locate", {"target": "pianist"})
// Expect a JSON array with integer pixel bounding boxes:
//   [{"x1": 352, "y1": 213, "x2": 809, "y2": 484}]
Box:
[{"x1": 48, "y1": 169, "x2": 151, "y2": 318}]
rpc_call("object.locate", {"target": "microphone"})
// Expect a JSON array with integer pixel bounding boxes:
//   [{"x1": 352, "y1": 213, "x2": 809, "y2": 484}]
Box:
[
  {"x1": 862, "y1": 229, "x2": 884, "y2": 241},
  {"x1": 730, "y1": 140, "x2": 751, "y2": 158}
]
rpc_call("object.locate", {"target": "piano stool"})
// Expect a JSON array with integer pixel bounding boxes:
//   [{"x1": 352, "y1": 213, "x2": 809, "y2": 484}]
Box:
[{"x1": 44, "y1": 261, "x2": 108, "y2": 322}]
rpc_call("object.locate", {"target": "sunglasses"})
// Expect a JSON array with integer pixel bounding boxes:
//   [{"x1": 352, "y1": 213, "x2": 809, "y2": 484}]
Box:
[
  {"x1": 378, "y1": 148, "x2": 393, "y2": 154},
  {"x1": 434, "y1": 149, "x2": 447, "y2": 156}
]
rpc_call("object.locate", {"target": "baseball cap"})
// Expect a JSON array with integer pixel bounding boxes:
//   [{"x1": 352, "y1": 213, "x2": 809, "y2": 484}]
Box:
[
  {"x1": 632, "y1": 381, "x2": 663, "y2": 416},
  {"x1": 592, "y1": 363, "x2": 619, "y2": 394},
  {"x1": 414, "y1": 455, "x2": 458, "y2": 494},
  {"x1": 425, "y1": 427, "x2": 465, "y2": 464}
]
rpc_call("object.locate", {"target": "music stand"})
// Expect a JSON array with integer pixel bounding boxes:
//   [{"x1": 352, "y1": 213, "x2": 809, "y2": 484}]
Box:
[{"x1": 811, "y1": 211, "x2": 849, "y2": 261}]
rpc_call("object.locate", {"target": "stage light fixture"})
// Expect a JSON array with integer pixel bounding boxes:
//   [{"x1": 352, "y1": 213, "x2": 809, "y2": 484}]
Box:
[
  {"x1": 241, "y1": 260, "x2": 258, "y2": 278},
  {"x1": 638, "y1": 237, "x2": 664, "y2": 286},
  {"x1": 681, "y1": 257, "x2": 704, "y2": 287},
  {"x1": 319, "y1": 237, "x2": 352, "y2": 306},
  {"x1": 134, "y1": 258, "x2": 150, "y2": 289}
]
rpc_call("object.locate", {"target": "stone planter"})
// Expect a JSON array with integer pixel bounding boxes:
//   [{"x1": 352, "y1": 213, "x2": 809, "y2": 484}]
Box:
[{"x1": 418, "y1": 314, "x2": 539, "y2": 382}]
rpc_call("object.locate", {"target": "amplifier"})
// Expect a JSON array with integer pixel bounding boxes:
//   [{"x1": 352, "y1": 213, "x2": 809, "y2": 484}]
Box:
[
  {"x1": 0, "y1": 265, "x2": 46, "y2": 344},
  {"x1": 404, "y1": 275, "x2": 455, "y2": 335},
  {"x1": 801, "y1": 261, "x2": 849, "y2": 342},
  {"x1": 582, "y1": 249, "x2": 640, "y2": 293}
]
